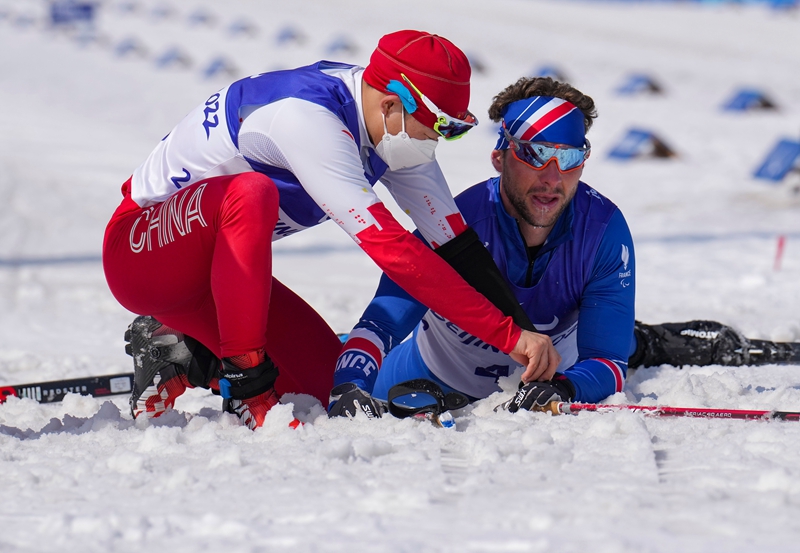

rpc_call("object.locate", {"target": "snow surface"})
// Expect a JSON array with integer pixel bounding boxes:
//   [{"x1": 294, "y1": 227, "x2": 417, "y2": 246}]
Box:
[{"x1": 1, "y1": 0, "x2": 800, "y2": 551}]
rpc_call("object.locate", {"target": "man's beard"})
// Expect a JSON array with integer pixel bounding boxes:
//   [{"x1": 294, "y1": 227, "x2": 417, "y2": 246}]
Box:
[{"x1": 501, "y1": 169, "x2": 571, "y2": 229}]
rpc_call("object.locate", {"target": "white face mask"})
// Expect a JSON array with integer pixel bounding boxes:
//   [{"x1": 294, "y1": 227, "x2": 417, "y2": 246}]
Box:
[{"x1": 375, "y1": 108, "x2": 438, "y2": 171}]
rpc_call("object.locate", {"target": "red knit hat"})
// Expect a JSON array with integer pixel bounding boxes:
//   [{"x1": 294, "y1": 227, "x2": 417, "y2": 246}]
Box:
[{"x1": 363, "y1": 30, "x2": 471, "y2": 129}]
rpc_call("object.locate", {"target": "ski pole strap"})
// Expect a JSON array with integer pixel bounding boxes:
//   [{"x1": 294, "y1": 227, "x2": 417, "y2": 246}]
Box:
[
  {"x1": 387, "y1": 379, "x2": 469, "y2": 419},
  {"x1": 551, "y1": 402, "x2": 800, "y2": 421}
]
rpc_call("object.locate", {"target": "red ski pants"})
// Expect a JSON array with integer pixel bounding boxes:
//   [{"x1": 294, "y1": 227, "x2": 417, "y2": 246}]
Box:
[{"x1": 103, "y1": 173, "x2": 339, "y2": 405}]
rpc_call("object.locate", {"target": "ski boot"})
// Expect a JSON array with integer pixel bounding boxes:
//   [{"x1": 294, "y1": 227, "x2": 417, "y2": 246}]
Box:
[
  {"x1": 218, "y1": 349, "x2": 286, "y2": 430},
  {"x1": 125, "y1": 316, "x2": 221, "y2": 419},
  {"x1": 629, "y1": 320, "x2": 800, "y2": 368}
]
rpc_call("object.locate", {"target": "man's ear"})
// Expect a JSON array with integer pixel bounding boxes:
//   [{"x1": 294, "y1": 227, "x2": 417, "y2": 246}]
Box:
[
  {"x1": 490, "y1": 149, "x2": 504, "y2": 173},
  {"x1": 380, "y1": 95, "x2": 400, "y2": 116}
]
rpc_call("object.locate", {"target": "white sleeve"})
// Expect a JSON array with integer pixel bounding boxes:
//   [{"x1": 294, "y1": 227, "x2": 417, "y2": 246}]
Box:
[
  {"x1": 378, "y1": 161, "x2": 465, "y2": 248},
  {"x1": 239, "y1": 98, "x2": 386, "y2": 240}
]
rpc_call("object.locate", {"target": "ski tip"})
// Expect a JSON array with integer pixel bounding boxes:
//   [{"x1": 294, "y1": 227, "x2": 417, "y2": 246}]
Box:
[{"x1": 0, "y1": 387, "x2": 18, "y2": 404}]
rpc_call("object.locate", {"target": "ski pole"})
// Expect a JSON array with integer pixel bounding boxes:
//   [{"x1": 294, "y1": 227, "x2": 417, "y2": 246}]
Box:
[
  {"x1": 540, "y1": 401, "x2": 800, "y2": 421},
  {"x1": 0, "y1": 373, "x2": 134, "y2": 404}
]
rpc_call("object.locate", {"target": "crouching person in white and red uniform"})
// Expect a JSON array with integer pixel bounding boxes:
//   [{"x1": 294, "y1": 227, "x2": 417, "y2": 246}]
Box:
[{"x1": 102, "y1": 30, "x2": 560, "y2": 429}]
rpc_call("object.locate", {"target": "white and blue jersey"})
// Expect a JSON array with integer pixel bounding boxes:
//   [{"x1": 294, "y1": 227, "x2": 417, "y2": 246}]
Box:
[
  {"x1": 131, "y1": 61, "x2": 465, "y2": 247},
  {"x1": 336, "y1": 177, "x2": 635, "y2": 403}
]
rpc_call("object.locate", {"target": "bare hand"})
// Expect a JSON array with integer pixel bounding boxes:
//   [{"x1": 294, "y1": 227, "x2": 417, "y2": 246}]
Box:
[{"x1": 508, "y1": 330, "x2": 561, "y2": 383}]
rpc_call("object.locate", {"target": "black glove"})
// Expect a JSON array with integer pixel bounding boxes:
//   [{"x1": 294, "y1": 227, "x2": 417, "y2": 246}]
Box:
[
  {"x1": 500, "y1": 374, "x2": 575, "y2": 413},
  {"x1": 435, "y1": 227, "x2": 536, "y2": 332},
  {"x1": 328, "y1": 383, "x2": 384, "y2": 419}
]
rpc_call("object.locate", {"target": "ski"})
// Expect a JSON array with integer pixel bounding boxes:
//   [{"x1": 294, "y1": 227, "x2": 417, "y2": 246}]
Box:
[
  {"x1": 739, "y1": 339, "x2": 800, "y2": 365},
  {"x1": 542, "y1": 401, "x2": 800, "y2": 421},
  {"x1": 0, "y1": 372, "x2": 134, "y2": 404}
]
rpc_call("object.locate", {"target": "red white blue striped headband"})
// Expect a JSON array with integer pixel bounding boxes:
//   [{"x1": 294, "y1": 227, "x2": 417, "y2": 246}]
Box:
[{"x1": 495, "y1": 97, "x2": 586, "y2": 149}]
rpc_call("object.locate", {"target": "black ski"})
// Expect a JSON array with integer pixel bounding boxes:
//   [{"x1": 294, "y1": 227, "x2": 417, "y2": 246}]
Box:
[
  {"x1": 743, "y1": 339, "x2": 800, "y2": 365},
  {"x1": 0, "y1": 373, "x2": 134, "y2": 404}
]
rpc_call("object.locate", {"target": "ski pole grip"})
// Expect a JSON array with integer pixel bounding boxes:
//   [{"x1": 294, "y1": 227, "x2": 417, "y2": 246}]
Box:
[{"x1": 533, "y1": 401, "x2": 564, "y2": 415}]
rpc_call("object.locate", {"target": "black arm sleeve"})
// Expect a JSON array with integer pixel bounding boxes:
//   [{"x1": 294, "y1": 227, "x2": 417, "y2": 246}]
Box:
[{"x1": 436, "y1": 227, "x2": 536, "y2": 332}]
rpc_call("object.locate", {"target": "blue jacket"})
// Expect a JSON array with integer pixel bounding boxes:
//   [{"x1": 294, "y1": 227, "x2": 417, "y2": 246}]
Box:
[{"x1": 338, "y1": 177, "x2": 635, "y2": 403}]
